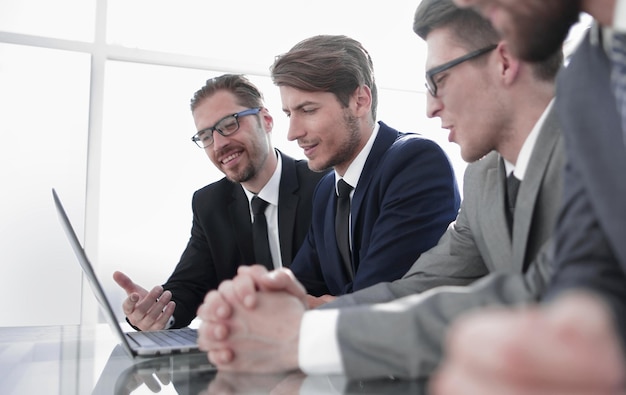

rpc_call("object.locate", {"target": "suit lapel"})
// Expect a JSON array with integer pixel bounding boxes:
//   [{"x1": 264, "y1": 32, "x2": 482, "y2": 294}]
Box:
[
  {"x1": 511, "y1": 107, "x2": 561, "y2": 270},
  {"x1": 277, "y1": 151, "x2": 299, "y2": 266},
  {"x1": 350, "y1": 123, "x2": 398, "y2": 271},
  {"x1": 351, "y1": 124, "x2": 396, "y2": 224},
  {"x1": 479, "y1": 158, "x2": 514, "y2": 270}
]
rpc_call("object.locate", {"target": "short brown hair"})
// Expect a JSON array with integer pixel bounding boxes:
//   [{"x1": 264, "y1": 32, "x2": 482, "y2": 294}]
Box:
[
  {"x1": 190, "y1": 74, "x2": 264, "y2": 112},
  {"x1": 270, "y1": 35, "x2": 378, "y2": 121},
  {"x1": 414, "y1": 0, "x2": 562, "y2": 81}
]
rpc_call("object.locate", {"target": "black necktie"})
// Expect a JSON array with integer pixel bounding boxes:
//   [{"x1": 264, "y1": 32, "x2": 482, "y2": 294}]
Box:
[
  {"x1": 251, "y1": 196, "x2": 273, "y2": 270},
  {"x1": 335, "y1": 179, "x2": 354, "y2": 278},
  {"x1": 506, "y1": 173, "x2": 521, "y2": 233}
]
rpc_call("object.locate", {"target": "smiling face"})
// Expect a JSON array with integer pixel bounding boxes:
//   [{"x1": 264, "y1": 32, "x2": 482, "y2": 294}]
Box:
[
  {"x1": 192, "y1": 89, "x2": 273, "y2": 184},
  {"x1": 280, "y1": 86, "x2": 365, "y2": 175},
  {"x1": 425, "y1": 28, "x2": 507, "y2": 162},
  {"x1": 453, "y1": 0, "x2": 580, "y2": 61}
]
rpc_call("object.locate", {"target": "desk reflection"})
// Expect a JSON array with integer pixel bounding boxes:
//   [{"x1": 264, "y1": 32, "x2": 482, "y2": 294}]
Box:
[
  {"x1": 0, "y1": 326, "x2": 428, "y2": 395},
  {"x1": 95, "y1": 346, "x2": 428, "y2": 395}
]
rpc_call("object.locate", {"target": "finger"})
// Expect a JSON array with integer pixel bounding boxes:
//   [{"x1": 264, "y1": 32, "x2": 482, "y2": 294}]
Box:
[
  {"x1": 113, "y1": 270, "x2": 132, "y2": 289},
  {"x1": 208, "y1": 349, "x2": 235, "y2": 366},
  {"x1": 144, "y1": 290, "x2": 173, "y2": 324},
  {"x1": 217, "y1": 280, "x2": 241, "y2": 311},
  {"x1": 198, "y1": 290, "x2": 232, "y2": 321},
  {"x1": 122, "y1": 293, "x2": 140, "y2": 316},
  {"x1": 263, "y1": 269, "x2": 307, "y2": 302},
  {"x1": 236, "y1": 266, "x2": 307, "y2": 301},
  {"x1": 134, "y1": 285, "x2": 166, "y2": 316},
  {"x1": 150, "y1": 301, "x2": 176, "y2": 331},
  {"x1": 113, "y1": 271, "x2": 141, "y2": 295},
  {"x1": 231, "y1": 273, "x2": 260, "y2": 309},
  {"x1": 236, "y1": 264, "x2": 269, "y2": 277},
  {"x1": 197, "y1": 321, "x2": 231, "y2": 350},
  {"x1": 128, "y1": 286, "x2": 167, "y2": 329}
]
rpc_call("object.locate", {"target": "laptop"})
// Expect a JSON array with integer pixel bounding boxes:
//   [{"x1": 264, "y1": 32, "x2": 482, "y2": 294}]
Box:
[{"x1": 52, "y1": 188, "x2": 204, "y2": 358}]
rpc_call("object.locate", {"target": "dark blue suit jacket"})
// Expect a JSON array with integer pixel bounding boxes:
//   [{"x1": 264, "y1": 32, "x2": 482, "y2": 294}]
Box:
[
  {"x1": 291, "y1": 121, "x2": 461, "y2": 296},
  {"x1": 547, "y1": 30, "x2": 626, "y2": 346}
]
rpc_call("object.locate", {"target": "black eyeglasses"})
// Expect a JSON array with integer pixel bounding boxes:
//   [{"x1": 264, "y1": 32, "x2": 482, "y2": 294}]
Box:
[
  {"x1": 191, "y1": 107, "x2": 262, "y2": 148},
  {"x1": 425, "y1": 44, "x2": 497, "y2": 97}
]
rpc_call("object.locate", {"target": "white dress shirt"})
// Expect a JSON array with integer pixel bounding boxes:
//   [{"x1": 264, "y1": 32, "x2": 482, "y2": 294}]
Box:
[
  {"x1": 503, "y1": 99, "x2": 554, "y2": 179},
  {"x1": 242, "y1": 152, "x2": 283, "y2": 269}
]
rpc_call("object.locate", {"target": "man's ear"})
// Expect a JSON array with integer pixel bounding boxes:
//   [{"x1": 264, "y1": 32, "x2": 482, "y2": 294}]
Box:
[
  {"x1": 261, "y1": 107, "x2": 274, "y2": 132},
  {"x1": 496, "y1": 41, "x2": 520, "y2": 85},
  {"x1": 352, "y1": 85, "x2": 372, "y2": 117}
]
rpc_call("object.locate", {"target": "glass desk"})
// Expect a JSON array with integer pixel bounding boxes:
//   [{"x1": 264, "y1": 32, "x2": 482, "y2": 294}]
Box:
[{"x1": 0, "y1": 324, "x2": 429, "y2": 394}]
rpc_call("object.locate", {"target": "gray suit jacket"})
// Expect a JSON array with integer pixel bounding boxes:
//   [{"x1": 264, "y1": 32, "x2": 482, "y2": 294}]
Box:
[
  {"x1": 326, "y1": 106, "x2": 564, "y2": 379},
  {"x1": 546, "y1": 29, "x2": 626, "y2": 347}
]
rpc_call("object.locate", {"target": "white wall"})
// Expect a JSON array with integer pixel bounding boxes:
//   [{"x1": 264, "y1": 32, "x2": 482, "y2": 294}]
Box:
[{"x1": 0, "y1": 43, "x2": 89, "y2": 326}]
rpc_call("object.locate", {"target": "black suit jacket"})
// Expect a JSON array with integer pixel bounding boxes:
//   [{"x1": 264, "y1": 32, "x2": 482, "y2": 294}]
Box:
[
  {"x1": 547, "y1": 30, "x2": 626, "y2": 345},
  {"x1": 163, "y1": 150, "x2": 327, "y2": 327}
]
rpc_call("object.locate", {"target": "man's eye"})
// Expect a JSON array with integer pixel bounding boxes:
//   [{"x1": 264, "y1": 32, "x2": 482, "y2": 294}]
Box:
[
  {"x1": 221, "y1": 120, "x2": 238, "y2": 132},
  {"x1": 197, "y1": 130, "x2": 209, "y2": 140}
]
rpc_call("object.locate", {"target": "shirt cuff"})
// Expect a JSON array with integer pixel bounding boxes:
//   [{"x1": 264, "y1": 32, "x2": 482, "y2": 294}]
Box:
[
  {"x1": 298, "y1": 309, "x2": 344, "y2": 375},
  {"x1": 165, "y1": 315, "x2": 175, "y2": 329}
]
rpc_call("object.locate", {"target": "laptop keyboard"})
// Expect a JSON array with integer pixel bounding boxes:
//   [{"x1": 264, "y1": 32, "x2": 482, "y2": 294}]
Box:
[{"x1": 131, "y1": 327, "x2": 198, "y2": 348}]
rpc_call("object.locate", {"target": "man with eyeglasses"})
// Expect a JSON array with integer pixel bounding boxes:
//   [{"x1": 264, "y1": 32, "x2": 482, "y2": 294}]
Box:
[
  {"x1": 429, "y1": 0, "x2": 626, "y2": 393},
  {"x1": 113, "y1": 74, "x2": 327, "y2": 331},
  {"x1": 194, "y1": 1, "x2": 565, "y2": 380}
]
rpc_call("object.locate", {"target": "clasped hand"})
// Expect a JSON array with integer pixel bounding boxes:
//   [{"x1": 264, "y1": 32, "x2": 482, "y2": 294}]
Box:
[{"x1": 196, "y1": 265, "x2": 310, "y2": 373}]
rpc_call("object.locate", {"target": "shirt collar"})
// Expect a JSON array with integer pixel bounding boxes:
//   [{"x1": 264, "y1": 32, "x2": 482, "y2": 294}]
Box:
[
  {"x1": 503, "y1": 99, "x2": 554, "y2": 180},
  {"x1": 243, "y1": 150, "x2": 282, "y2": 206},
  {"x1": 615, "y1": 0, "x2": 626, "y2": 32},
  {"x1": 335, "y1": 122, "x2": 380, "y2": 192}
]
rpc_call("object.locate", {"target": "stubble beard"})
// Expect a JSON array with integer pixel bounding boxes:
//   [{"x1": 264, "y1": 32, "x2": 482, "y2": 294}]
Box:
[
  {"x1": 225, "y1": 127, "x2": 270, "y2": 183},
  {"x1": 309, "y1": 111, "x2": 362, "y2": 173}
]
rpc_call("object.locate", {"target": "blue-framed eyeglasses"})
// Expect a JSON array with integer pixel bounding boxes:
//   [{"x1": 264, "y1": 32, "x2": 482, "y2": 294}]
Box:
[
  {"x1": 191, "y1": 107, "x2": 262, "y2": 148},
  {"x1": 425, "y1": 44, "x2": 497, "y2": 97}
]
